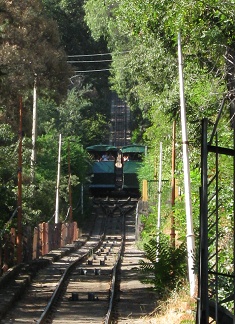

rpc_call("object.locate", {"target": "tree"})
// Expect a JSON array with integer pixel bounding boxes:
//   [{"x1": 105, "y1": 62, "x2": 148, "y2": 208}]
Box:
[
  {"x1": 84, "y1": 1, "x2": 235, "y2": 132},
  {"x1": 42, "y1": 0, "x2": 111, "y2": 126},
  {"x1": 0, "y1": 124, "x2": 18, "y2": 227},
  {"x1": 84, "y1": 1, "x2": 235, "y2": 300},
  {"x1": 0, "y1": 0, "x2": 71, "y2": 131},
  {"x1": 37, "y1": 88, "x2": 110, "y2": 146}
]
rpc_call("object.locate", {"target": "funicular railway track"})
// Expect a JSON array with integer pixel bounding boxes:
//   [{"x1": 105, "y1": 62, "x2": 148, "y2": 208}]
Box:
[{"x1": 0, "y1": 197, "x2": 139, "y2": 324}]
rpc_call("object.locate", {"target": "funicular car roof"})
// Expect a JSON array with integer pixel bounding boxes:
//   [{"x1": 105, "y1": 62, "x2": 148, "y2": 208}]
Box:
[
  {"x1": 121, "y1": 144, "x2": 145, "y2": 153},
  {"x1": 86, "y1": 144, "x2": 118, "y2": 152}
]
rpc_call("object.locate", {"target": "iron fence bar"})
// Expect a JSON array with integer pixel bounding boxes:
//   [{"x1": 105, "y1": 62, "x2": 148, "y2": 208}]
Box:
[
  {"x1": 207, "y1": 191, "x2": 217, "y2": 204},
  {"x1": 208, "y1": 205, "x2": 221, "y2": 219},
  {"x1": 208, "y1": 267, "x2": 216, "y2": 276},
  {"x1": 208, "y1": 271, "x2": 235, "y2": 279},
  {"x1": 208, "y1": 145, "x2": 235, "y2": 156},
  {"x1": 208, "y1": 174, "x2": 216, "y2": 187},
  {"x1": 233, "y1": 125, "x2": 235, "y2": 320},
  {"x1": 215, "y1": 132, "x2": 219, "y2": 323},
  {"x1": 208, "y1": 220, "x2": 217, "y2": 231},
  {"x1": 200, "y1": 115, "x2": 235, "y2": 323},
  {"x1": 208, "y1": 236, "x2": 217, "y2": 245},
  {"x1": 197, "y1": 118, "x2": 209, "y2": 323},
  {"x1": 208, "y1": 251, "x2": 217, "y2": 262},
  {"x1": 208, "y1": 97, "x2": 226, "y2": 146}
]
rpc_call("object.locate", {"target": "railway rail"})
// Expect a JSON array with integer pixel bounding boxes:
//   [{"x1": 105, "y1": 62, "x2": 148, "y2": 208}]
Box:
[{"x1": 0, "y1": 197, "x2": 151, "y2": 324}]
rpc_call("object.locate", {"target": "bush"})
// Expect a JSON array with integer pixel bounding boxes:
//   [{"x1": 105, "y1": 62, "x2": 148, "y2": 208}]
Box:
[{"x1": 140, "y1": 234, "x2": 187, "y2": 296}]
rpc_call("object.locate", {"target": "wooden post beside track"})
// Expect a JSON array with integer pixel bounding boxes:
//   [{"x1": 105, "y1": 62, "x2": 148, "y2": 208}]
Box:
[{"x1": 142, "y1": 180, "x2": 148, "y2": 201}]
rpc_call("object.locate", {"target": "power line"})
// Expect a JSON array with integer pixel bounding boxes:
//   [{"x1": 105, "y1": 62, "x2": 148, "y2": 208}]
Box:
[
  {"x1": 68, "y1": 59, "x2": 112, "y2": 63},
  {"x1": 67, "y1": 50, "x2": 129, "y2": 58},
  {"x1": 72, "y1": 68, "x2": 111, "y2": 74},
  {"x1": 68, "y1": 53, "x2": 111, "y2": 58}
]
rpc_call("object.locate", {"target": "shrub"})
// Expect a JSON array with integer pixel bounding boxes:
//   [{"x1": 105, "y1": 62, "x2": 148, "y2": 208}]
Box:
[{"x1": 140, "y1": 233, "x2": 187, "y2": 296}]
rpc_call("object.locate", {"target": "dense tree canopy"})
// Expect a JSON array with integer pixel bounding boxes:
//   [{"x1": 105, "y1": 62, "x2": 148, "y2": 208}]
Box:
[
  {"x1": 42, "y1": 0, "x2": 111, "y2": 127},
  {"x1": 84, "y1": 0, "x2": 235, "y2": 145},
  {"x1": 1, "y1": 0, "x2": 235, "y2": 227},
  {"x1": 84, "y1": 2, "x2": 235, "y2": 300},
  {"x1": 0, "y1": 0, "x2": 112, "y2": 226},
  {"x1": 0, "y1": 0, "x2": 72, "y2": 135},
  {"x1": 1, "y1": 0, "x2": 235, "y2": 307}
]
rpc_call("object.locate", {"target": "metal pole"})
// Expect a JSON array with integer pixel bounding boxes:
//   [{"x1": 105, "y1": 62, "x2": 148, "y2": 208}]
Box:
[
  {"x1": 17, "y1": 97, "x2": 23, "y2": 263},
  {"x1": 198, "y1": 118, "x2": 209, "y2": 323},
  {"x1": 31, "y1": 74, "x2": 37, "y2": 182},
  {"x1": 55, "y1": 134, "x2": 62, "y2": 224},
  {"x1": 171, "y1": 121, "x2": 176, "y2": 248},
  {"x1": 233, "y1": 123, "x2": 235, "y2": 321},
  {"x1": 178, "y1": 32, "x2": 196, "y2": 297},
  {"x1": 68, "y1": 142, "x2": 73, "y2": 222}
]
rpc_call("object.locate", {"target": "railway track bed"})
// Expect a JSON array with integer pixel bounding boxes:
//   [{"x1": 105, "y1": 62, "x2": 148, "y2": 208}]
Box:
[
  {"x1": 0, "y1": 198, "x2": 157, "y2": 323},
  {"x1": 116, "y1": 214, "x2": 157, "y2": 323}
]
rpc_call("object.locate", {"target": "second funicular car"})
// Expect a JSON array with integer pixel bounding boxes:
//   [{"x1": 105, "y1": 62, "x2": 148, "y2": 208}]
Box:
[
  {"x1": 121, "y1": 144, "x2": 146, "y2": 194},
  {"x1": 86, "y1": 144, "x2": 118, "y2": 195}
]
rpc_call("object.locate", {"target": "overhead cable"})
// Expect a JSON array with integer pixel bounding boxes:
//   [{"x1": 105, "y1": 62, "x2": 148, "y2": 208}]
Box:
[
  {"x1": 72, "y1": 68, "x2": 111, "y2": 74},
  {"x1": 67, "y1": 50, "x2": 129, "y2": 58},
  {"x1": 68, "y1": 59, "x2": 112, "y2": 63}
]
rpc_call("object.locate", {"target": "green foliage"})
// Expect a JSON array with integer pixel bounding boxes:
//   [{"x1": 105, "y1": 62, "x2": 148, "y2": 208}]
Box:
[
  {"x1": 42, "y1": 0, "x2": 111, "y2": 130},
  {"x1": 0, "y1": 124, "x2": 18, "y2": 227},
  {"x1": 37, "y1": 88, "x2": 110, "y2": 147},
  {"x1": 0, "y1": 0, "x2": 71, "y2": 129},
  {"x1": 84, "y1": 0, "x2": 234, "y2": 144},
  {"x1": 57, "y1": 88, "x2": 110, "y2": 146},
  {"x1": 140, "y1": 234, "x2": 187, "y2": 296},
  {"x1": 23, "y1": 133, "x2": 91, "y2": 225}
]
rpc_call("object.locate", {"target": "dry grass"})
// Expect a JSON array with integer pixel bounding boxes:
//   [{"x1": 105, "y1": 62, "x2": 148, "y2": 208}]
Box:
[{"x1": 141, "y1": 286, "x2": 196, "y2": 324}]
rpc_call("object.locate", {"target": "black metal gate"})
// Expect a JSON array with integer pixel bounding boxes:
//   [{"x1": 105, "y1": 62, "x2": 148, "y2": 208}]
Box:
[{"x1": 197, "y1": 117, "x2": 235, "y2": 323}]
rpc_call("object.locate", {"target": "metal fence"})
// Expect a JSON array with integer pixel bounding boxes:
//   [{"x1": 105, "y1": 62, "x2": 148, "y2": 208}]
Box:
[
  {"x1": 0, "y1": 221, "x2": 78, "y2": 275},
  {"x1": 197, "y1": 118, "x2": 235, "y2": 323}
]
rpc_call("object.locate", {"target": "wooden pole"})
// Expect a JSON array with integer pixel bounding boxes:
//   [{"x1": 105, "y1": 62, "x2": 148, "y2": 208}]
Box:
[
  {"x1": 17, "y1": 97, "x2": 23, "y2": 263},
  {"x1": 142, "y1": 179, "x2": 148, "y2": 201}
]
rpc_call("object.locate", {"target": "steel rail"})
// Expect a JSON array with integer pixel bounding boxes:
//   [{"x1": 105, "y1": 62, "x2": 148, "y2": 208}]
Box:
[
  {"x1": 104, "y1": 205, "x2": 129, "y2": 324},
  {"x1": 104, "y1": 237, "x2": 124, "y2": 324},
  {"x1": 36, "y1": 198, "x2": 132, "y2": 324},
  {"x1": 37, "y1": 231, "x2": 105, "y2": 324}
]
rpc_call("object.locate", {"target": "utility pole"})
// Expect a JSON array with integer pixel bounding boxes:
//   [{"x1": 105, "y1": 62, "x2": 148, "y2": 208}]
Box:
[
  {"x1": 178, "y1": 32, "x2": 196, "y2": 297},
  {"x1": 171, "y1": 121, "x2": 176, "y2": 248},
  {"x1": 55, "y1": 134, "x2": 62, "y2": 224},
  {"x1": 68, "y1": 142, "x2": 73, "y2": 223},
  {"x1": 156, "y1": 141, "x2": 163, "y2": 261},
  {"x1": 31, "y1": 74, "x2": 37, "y2": 183},
  {"x1": 17, "y1": 97, "x2": 23, "y2": 263}
]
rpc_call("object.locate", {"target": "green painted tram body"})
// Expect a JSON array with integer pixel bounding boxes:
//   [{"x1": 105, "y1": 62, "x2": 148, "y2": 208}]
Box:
[
  {"x1": 121, "y1": 144, "x2": 146, "y2": 191},
  {"x1": 122, "y1": 161, "x2": 141, "y2": 189},
  {"x1": 86, "y1": 144, "x2": 118, "y2": 192},
  {"x1": 86, "y1": 144, "x2": 146, "y2": 195},
  {"x1": 91, "y1": 161, "x2": 116, "y2": 188}
]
